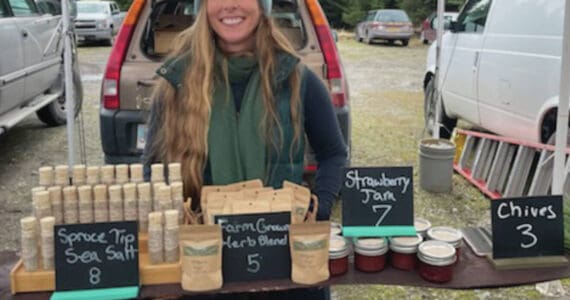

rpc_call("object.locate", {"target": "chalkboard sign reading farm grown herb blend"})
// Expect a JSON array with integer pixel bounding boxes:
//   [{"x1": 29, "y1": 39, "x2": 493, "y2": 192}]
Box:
[
  {"x1": 54, "y1": 221, "x2": 139, "y2": 291},
  {"x1": 215, "y1": 212, "x2": 291, "y2": 283},
  {"x1": 342, "y1": 167, "x2": 415, "y2": 237},
  {"x1": 491, "y1": 195, "x2": 564, "y2": 259}
]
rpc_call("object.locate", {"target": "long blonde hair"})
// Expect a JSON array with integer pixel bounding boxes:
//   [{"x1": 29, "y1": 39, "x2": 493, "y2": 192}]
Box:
[{"x1": 150, "y1": 1, "x2": 303, "y2": 205}]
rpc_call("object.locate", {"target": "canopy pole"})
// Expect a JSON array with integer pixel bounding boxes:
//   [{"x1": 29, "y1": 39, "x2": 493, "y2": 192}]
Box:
[
  {"x1": 553, "y1": 0, "x2": 570, "y2": 195},
  {"x1": 62, "y1": 0, "x2": 76, "y2": 172},
  {"x1": 432, "y1": 0, "x2": 445, "y2": 139}
]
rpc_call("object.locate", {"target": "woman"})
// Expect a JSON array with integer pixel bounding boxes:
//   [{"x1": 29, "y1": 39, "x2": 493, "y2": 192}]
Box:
[
  {"x1": 144, "y1": 0, "x2": 346, "y2": 221},
  {"x1": 143, "y1": 0, "x2": 346, "y2": 298}
]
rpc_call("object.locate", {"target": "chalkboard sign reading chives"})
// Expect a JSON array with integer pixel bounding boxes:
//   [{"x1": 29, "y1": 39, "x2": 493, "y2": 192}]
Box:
[
  {"x1": 341, "y1": 167, "x2": 415, "y2": 237},
  {"x1": 54, "y1": 221, "x2": 139, "y2": 291},
  {"x1": 215, "y1": 212, "x2": 291, "y2": 283},
  {"x1": 491, "y1": 195, "x2": 564, "y2": 259}
]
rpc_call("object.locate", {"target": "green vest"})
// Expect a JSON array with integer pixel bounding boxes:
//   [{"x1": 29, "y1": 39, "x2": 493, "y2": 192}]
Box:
[{"x1": 156, "y1": 51, "x2": 307, "y2": 188}]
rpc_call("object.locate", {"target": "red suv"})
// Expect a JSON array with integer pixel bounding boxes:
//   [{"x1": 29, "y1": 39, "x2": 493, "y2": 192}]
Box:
[{"x1": 99, "y1": 0, "x2": 351, "y2": 174}]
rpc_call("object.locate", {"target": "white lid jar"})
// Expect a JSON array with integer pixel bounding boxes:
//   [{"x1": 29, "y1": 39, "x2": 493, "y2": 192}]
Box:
[
  {"x1": 389, "y1": 234, "x2": 423, "y2": 254},
  {"x1": 427, "y1": 226, "x2": 463, "y2": 248}
]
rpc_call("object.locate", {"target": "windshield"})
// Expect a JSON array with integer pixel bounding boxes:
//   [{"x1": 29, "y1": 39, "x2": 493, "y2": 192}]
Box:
[
  {"x1": 77, "y1": 2, "x2": 108, "y2": 14},
  {"x1": 377, "y1": 10, "x2": 410, "y2": 22}
]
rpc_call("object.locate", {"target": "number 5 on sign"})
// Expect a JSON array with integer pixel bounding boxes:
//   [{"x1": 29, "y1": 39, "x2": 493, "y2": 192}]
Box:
[
  {"x1": 372, "y1": 205, "x2": 392, "y2": 226},
  {"x1": 247, "y1": 254, "x2": 261, "y2": 273},
  {"x1": 516, "y1": 224, "x2": 537, "y2": 249}
]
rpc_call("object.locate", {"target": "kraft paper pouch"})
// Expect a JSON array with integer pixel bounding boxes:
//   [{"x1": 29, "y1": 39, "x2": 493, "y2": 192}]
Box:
[
  {"x1": 205, "y1": 192, "x2": 242, "y2": 224},
  {"x1": 225, "y1": 179, "x2": 263, "y2": 191},
  {"x1": 230, "y1": 199, "x2": 271, "y2": 215},
  {"x1": 242, "y1": 187, "x2": 274, "y2": 200},
  {"x1": 258, "y1": 189, "x2": 293, "y2": 215},
  {"x1": 200, "y1": 185, "x2": 224, "y2": 214},
  {"x1": 179, "y1": 225, "x2": 223, "y2": 292},
  {"x1": 289, "y1": 222, "x2": 331, "y2": 285},
  {"x1": 283, "y1": 181, "x2": 311, "y2": 223}
]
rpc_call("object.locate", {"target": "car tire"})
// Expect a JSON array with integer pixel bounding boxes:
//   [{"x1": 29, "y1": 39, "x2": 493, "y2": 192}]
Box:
[
  {"x1": 402, "y1": 39, "x2": 409, "y2": 47},
  {"x1": 36, "y1": 62, "x2": 83, "y2": 126},
  {"x1": 424, "y1": 76, "x2": 457, "y2": 139}
]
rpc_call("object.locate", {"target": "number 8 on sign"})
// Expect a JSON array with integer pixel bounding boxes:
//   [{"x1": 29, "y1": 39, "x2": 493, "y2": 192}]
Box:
[{"x1": 89, "y1": 267, "x2": 101, "y2": 285}]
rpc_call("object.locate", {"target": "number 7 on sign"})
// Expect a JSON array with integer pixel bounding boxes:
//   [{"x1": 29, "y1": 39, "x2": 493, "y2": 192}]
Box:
[{"x1": 372, "y1": 205, "x2": 392, "y2": 226}]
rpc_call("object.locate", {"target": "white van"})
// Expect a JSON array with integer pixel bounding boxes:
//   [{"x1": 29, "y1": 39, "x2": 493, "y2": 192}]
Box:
[{"x1": 424, "y1": 0, "x2": 566, "y2": 142}]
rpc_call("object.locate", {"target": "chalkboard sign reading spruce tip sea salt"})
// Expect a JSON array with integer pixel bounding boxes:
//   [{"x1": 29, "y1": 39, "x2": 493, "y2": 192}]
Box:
[
  {"x1": 491, "y1": 195, "x2": 564, "y2": 259},
  {"x1": 54, "y1": 221, "x2": 139, "y2": 292},
  {"x1": 215, "y1": 212, "x2": 291, "y2": 283},
  {"x1": 341, "y1": 167, "x2": 416, "y2": 237}
]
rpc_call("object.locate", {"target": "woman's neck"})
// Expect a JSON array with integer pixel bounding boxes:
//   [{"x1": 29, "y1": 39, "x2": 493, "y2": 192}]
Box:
[{"x1": 217, "y1": 36, "x2": 256, "y2": 56}]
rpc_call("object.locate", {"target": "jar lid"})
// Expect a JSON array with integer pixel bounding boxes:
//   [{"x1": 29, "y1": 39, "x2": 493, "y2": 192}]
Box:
[
  {"x1": 354, "y1": 237, "x2": 388, "y2": 256},
  {"x1": 329, "y1": 235, "x2": 349, "y2": 259},
  {"x1": 427, "y1": 226, "x2": 463, "y2": 246},
  {"x1": 414, "y1": 218, "x2": 432, "y2": 232},
  {"x1": 418, "y1": 240, "x2": 456, "y2": 266},
  {"x1": 389, "y1": 234, "x2": 423, "y2": 254},
  {"x1": 330, "y1": 222, "x2": 343, "y2": 236}
]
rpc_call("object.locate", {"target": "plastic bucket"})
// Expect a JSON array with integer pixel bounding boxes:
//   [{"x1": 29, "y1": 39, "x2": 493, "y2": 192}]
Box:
[{"x1": 419, "y1": 139, "x2": 456, "y2": 193}]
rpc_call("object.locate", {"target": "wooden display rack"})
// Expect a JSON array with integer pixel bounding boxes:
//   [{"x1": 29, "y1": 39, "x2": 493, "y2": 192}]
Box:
[{"x1": 10, "y1": 232, "x2": 180, "y2": 294}]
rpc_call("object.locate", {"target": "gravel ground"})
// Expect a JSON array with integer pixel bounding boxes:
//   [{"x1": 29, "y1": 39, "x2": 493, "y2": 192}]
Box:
[{"x1": 0, "y1": 35, "x2": 568, "y2": 299}]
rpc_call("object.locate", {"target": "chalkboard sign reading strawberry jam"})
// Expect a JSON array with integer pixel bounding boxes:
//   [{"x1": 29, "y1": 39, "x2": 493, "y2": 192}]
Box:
[{"x1": 341, "y1": 167, "x2": 415, "y2": 237}]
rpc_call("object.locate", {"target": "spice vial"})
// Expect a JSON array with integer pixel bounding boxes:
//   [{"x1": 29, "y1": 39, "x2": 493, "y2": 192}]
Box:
[
  {"x1": 414, "y1": 218, "x2": 432, "y2": 238},
  {"x1": 330, "y1": 222, "x2": 342, "y2": 236},
  {"x1": 329, "y1": 235, "x2": 350, "y2": 276},
  {"x1": 354, "y1": 237, "x2": 388, "y2": 273},
  {"x1": 427, "y1": 226, "x2": 463, "y2": 262},
  {"x1": 389, "y1": 234, "x2": 423, "y2": 271},
  {"x1": 417, "y1": 240, "x2": 456, "y2": 283}
]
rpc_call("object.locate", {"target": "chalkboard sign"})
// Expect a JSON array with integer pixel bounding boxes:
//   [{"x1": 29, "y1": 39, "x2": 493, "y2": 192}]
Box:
[
  {"x1": 215, "y1": 212, "x2": 291, "y2": 283},
  {"x1": 54, "y1": 221, "x2": 139, "y2": 291},
  {"x1": 491, "y1": 195, "x2": 564, "y2": 259},
  {"x1": 341, "y1": 167, "x2": 415, "y2": 237}
]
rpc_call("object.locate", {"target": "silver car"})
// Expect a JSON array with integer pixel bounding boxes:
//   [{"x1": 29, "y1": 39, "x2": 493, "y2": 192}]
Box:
[
  {"x1": 355, "y1": 9, "x2": 414, "y2": 46},
  {"x1": 75, "y1": 1, "x2": 124, "y2": 45},
  {"x1": 0, "y1": 0, "x2": 82, "y2": 133}
]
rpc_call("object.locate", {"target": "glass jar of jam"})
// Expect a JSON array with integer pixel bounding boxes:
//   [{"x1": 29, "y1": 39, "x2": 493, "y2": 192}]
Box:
[
  {"x1": 427, "y1": 227, "x2": 463, "y2": 262},
  {"x1": 418, "y1": 241, "x2": 456, "y2": 283},
  {"x1": 330, "y1": 222, "x2": 343, "y2": 236},
  {"x1": 389, "y1": 234, "x2": 423, "y2": 271},
  {"x1": 354, "y1": 237, "x2": 388, "y2": 273},
  {"x1": 329, "y1": 235, "x2": 350, "y2": 276},
  {"x1": 414, "y1": 218, "x2": 432, "y2": 238}
]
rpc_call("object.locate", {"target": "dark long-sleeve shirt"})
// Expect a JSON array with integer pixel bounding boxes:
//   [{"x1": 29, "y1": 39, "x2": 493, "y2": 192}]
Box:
[{"x1": 143, "y1": 68, "x2": 347, "y2": 220}]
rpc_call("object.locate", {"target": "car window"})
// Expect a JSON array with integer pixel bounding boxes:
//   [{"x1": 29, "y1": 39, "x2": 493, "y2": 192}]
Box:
[
  {"x1": 141, "y1": 0, "x2": 306, "y2": 57},
  {"x1": 376, "y1": 10, "x2": 410, "y2": 22},
  {"x1": 0, "y1": 0, "x2": 6, "y2": 16},
  {"x1": 77, "y1": 2, "x2": 107, "y2": 14},
  {"x1": 8, "y1": 0, "x2": 37, "y2": 16},
  {"x1": 365, "y1": 11, "x2": 375, "y2": 22},
  {"x1": 455, "y1": 0, "x2": 492, "y2": 33}
]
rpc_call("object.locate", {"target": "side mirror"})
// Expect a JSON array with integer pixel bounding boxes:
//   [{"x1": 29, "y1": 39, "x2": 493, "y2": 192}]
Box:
[
  {"x1": 448, "y1": 20, "x2": 458, "y2": 33},
  {"x1": 332, "y1": 30, "x2": 338, "y2": 43}
]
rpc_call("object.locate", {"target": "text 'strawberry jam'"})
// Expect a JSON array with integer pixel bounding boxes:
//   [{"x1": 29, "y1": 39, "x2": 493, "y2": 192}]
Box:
[
  {"x1": 414, "y1": 218, "x2": 432, "y2": 238},
  {"x1": 389, "y1": 234, "x2": 423, "y2": 271},
  {"x1": 418, "y1": 240, "x2": 456, "y2": 283},
  {"x1": 329, "y1": 235, "x2": 350, "y2": 276},
  {"x1": 427, "y1": 227, "x2": 463, "y2": 263},
  {"x1": 330, "y1": 222, "x2": 343, "y2": 236},
  {"x1": 354, "y1": 238, "x2": 388, "y2": 273}
]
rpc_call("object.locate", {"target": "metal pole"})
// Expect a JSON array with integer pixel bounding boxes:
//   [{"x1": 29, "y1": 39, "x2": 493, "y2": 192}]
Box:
[
  {"x1": 553, "y1": 0, "x2": 570, "y2": 195},
  {"x1": 433, "y1": 0, "x2": 445, "y2": 139},
  {"x1": 61, "y1": 0, "x2": 75, "y2": 171}
]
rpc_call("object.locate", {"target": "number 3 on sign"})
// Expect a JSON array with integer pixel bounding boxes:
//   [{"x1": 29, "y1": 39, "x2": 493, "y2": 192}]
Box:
[
  {"x1": 516, "y1": 224, "x2": 537, "y2": 249},
  {"x1": 247, "y1": 253, "x2": 261, "y2": 273},
  {"x1": 372, "y1": 205, "x2": 392, "y2": 226}
]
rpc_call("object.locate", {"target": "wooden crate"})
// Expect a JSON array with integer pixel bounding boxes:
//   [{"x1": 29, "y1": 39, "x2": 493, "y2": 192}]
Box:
[
  {"x1": 10, "y1": 260, "x2": 55, "y2": 294},
  {"x1": 139, "y1": 253, "x2": 181, "y2": 285}
]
